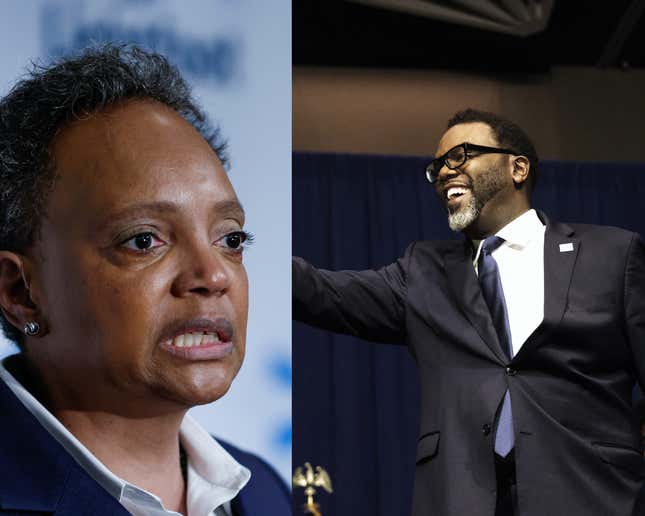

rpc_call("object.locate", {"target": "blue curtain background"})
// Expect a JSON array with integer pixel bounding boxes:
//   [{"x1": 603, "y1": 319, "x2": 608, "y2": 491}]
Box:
[{"x1": 292, "y1": 151, "x2": 645, "y2": 515}]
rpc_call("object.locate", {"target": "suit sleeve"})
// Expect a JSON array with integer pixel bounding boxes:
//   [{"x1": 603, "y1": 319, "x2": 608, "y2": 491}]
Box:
[
  {"x1": 292, "y1": 245, "x2": 413, "y2": 344},
  {"x1": 624, "y1": 234, "x2": 645, "y2": 392}
]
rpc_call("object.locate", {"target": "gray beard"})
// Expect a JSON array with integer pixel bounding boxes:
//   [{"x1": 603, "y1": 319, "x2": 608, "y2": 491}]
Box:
[
  {"x1": 446, "y1": 164, "x2": 506, "y2": 232},
  {"x1": 447, "y1": 195, "x2": 480, "y2": 231}
]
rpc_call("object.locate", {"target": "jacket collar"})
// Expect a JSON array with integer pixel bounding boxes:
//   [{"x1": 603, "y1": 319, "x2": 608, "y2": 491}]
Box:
[
  {"x1": 0, "y1": 357, "x2": 275, "y2": 516},
  {"x1": 514, "y1": 210, "x2": 579, "y2": 362},
  {"x1": 0, "y1": 373, "x2": 128, "y2": 515},
  {"x1": 222, "y1": 441, "x2": 290, "y2": 516},
  {"x1": 444, "y1": 239, "x2": 509, "y2": 362},
  {"x1": 443, "y1": 210, "x2": 579, "y2": 364}
]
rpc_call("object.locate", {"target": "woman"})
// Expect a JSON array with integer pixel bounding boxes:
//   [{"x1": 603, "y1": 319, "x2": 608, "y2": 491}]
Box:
[{"x1": 0, "y1": 44, "x2": 289, "y2": 516}]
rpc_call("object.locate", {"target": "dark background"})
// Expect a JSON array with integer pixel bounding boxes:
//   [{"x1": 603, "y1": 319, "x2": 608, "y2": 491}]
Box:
[
  {"x1": 293, "y1": 1, "x2": 645, "y2": 163},
  {"x1": 292, "y1": 2, "x2": 645, "y2": 513},
  {"x1": 292, "y1": 153, "x2": 645, "y2": 515},
  {"x1": 295, "y1": 0, "x2": 645, "y2": 71}
]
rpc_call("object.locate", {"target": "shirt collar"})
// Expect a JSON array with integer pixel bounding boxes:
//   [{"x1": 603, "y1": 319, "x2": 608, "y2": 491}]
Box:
[
  {"x1": 471, "y1": 209, "x2": 544, "y2": 265},
  {"x1": 181, "y1": 414, "x2": 250, "y2": 515},
  {"x1": 0, "y1": 355, "x2": 250, "y2": 515},
  {"x1": 496, "y1": 208, "x2": 544, "y2": 249}
]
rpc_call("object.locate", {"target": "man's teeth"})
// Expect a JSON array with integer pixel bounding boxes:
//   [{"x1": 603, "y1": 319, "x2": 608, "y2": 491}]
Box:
[
  {"x1": 446, "y1": 186, "x2": 469, "y2": 200},
  {"x1": 171, "y1": 332, "x2": 220, "y2": 347}
]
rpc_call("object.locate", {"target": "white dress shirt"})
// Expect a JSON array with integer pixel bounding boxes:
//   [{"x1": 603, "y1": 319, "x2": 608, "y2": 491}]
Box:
[
  {"x1": 473, "y1": 209, "x2": 546, "y2": 357},
  {"x1": 0, "y1": 357, "x2": 250, "y2": 516}
]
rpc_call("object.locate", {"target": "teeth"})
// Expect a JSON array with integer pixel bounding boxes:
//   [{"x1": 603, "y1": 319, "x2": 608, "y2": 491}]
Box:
[
  {"x1": 202, "y1": 333, "x2": 217, "y2": 345},
  {"x1": 447, "y1": 186, "x2": 468, "y2": 200},
  {"x1": 171, "y1": 332, "x2": 220, "y2": 347}
]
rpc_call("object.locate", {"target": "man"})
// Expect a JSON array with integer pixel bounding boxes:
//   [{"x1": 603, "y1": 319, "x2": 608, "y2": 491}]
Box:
[
  {"x1": 294, "y1": 109, "x2": 645, "y2": 515},
  {"x1": 0, "y1": 45, "x2": 289, "y2": 515}
]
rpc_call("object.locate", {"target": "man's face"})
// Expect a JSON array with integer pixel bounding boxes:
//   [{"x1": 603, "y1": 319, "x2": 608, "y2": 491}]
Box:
[
  {"x1": 30, "y1": 100, "x2": 248, "y2": 412},
  {"x1": 433, "y1": 122, "x2": 513, "y2": 232}
]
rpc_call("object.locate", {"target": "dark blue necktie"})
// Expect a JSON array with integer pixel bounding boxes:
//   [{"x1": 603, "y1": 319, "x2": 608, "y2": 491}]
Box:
[{"x1": 478, "y1": 236, "x2": 515, "y2": 457}]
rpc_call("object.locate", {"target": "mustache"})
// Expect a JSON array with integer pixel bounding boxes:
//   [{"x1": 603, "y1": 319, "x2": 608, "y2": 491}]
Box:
[
  {"x1": 157, "y1": 316, "x2": 235, "y2": 343},
  {"x1": 436, "y1": 173, "x2": 474, "y2": 189}
]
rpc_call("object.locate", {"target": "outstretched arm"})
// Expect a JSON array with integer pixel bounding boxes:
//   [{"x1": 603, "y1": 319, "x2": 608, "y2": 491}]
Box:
[{"x1": 293, "y1": 245, "x2": 413, "y2": 344}]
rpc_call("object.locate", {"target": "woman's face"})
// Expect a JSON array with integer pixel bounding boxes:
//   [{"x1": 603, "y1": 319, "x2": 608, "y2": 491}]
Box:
[{"x1": 29, "y1": 100, "x2": 249, "y2": 412}]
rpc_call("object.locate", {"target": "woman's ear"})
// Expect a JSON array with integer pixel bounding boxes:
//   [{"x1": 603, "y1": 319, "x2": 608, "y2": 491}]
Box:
[{"x1": 0, "y1": 251, "x2": 42, "y2": 335}]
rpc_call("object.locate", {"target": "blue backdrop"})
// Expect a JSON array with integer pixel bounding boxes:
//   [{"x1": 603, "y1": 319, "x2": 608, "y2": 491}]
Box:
[{"x1": 292, "y1": 151, "x2": 645, "y2": 515}]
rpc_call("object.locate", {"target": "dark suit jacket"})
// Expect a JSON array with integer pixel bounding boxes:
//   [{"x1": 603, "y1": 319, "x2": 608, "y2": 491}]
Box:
[
  {"x1": 293, "y1": 214, "x2": 645, "y2": 516},
  {"x1": 0, "y1": 369, "x2": 291, "y2": 516}
]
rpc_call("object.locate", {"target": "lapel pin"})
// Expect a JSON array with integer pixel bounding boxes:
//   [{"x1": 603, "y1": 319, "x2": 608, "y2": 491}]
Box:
[{"x1": 559, "y1": 243, "x2": 574, "y2": 252}]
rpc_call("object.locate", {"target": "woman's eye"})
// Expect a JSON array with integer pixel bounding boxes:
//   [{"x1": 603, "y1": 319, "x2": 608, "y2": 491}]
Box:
[
  {"x1": 121, "y1": 232, "x2": 165, "y2": 253},
  {"x1": 217, "y1": 231, "x2": 254, "y2": 252}
]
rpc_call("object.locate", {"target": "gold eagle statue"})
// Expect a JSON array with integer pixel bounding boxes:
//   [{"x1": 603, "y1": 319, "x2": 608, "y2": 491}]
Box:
[{"x1": 293, "y1": 462, "x2": 333, "y2": 515}]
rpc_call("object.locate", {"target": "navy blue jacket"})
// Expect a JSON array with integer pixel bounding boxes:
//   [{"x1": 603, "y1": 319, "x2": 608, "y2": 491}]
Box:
[
  {"x1": 294, "y1": 217, "x2": 645, "y2": 516},
  {"x1": 0, "y1": 376, "x2": 290, "y2": 515}
]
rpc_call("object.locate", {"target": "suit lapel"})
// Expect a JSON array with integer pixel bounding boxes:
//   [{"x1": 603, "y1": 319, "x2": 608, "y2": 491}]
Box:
[
  {"x1": 228, "y1": 478, "x2": 264, "y2": 516},
  {"x1": 230, "y1": 494, "x2": 245, "y2": 515},
  {"x1": 515, "y1": 215, "x2": 579, "y2": 362},
  {"x1": 0, "y1": 371, "x2": 128, "y2": 516},
  {"x1": 444, "y1": 241, "x2": 508, "y2": 363},
  {"x1": 0, "y1": 377, "x2": 69, "y2": 513},
  {"x1": 54, "y1": 467, "x2": 130, "y2": 516}
]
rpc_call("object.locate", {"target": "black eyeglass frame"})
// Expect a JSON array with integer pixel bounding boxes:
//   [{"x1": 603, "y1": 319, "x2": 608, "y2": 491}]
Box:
[{"x1": 425, "y1": 142, "x2": 519, "y2": 184}]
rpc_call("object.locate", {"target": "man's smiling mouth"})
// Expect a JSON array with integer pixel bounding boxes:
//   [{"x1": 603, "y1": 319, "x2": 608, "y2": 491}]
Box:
[{"x1": 446, "y1": 186, "x2": 469, "y2": 201}]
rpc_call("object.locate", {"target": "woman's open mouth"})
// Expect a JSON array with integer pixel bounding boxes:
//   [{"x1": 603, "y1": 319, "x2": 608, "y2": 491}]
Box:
[{"x1": 158, "y1": 318, "x2": 235, "y2": 361}]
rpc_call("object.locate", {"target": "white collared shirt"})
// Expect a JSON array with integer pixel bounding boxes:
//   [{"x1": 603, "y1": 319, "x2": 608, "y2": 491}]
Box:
[
  {"x1": 473, "y1": 209, "x2": 546, "y2": 357},
  {"x1": 0, "y1": 357, "x2": 250, "y2": 516}
]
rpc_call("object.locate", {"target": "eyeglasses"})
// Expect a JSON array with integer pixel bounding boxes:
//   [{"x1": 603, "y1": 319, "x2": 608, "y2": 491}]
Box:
[{"x1": 425, "y1": 142, "x2": 519, "y2": 184}]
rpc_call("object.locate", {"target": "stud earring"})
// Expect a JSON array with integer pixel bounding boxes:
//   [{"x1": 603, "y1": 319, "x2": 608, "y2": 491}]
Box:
[{"x1": 23, "y1": 321, "x2": 40, "y2": 336}]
